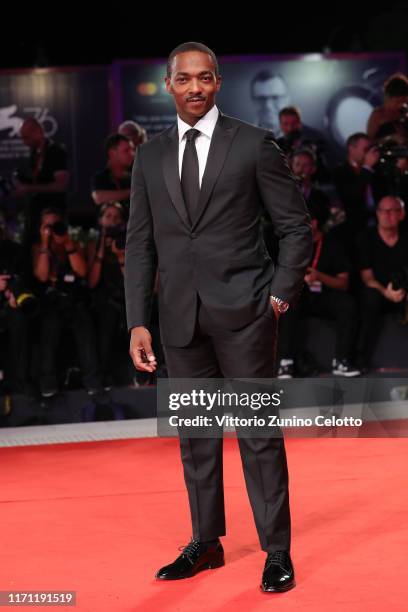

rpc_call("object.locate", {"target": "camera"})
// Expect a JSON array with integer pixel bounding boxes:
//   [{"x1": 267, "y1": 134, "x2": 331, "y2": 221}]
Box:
[
  {"x1": 45, "y1": 221, "x2": 68, "y2": 236},
  {"x1": 105, "y1": 225, "x2": 127, "y2": 250}
]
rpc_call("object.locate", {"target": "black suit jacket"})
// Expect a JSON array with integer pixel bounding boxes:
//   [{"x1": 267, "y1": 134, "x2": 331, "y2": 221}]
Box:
[{"x1": 124, "y1": 111, "x2": 312, "y2": 347}]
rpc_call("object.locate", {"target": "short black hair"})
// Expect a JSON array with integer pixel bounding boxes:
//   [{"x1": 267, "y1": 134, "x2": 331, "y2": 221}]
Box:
[
  {"x1": 384, "y1": 73, "x2": 408, "y2": 98},
  {"x1": 167, "y1": 42, "x2": 219, "y2": 78},
  {"x1": 105, "y1": 133, "x2": 130, "y2": 155},
  {"x1": 40, "y1": 206, "x2": 65, "y2": 221},
  {"x1": 292, "y1": 147, "x2": 316, "y2": 165},
  {"x1": 279, "y1": 106, "x2": 301, "y2": 121},
  {"x1": 346, "y1": 132, "x2": 369, "y2": 149}
]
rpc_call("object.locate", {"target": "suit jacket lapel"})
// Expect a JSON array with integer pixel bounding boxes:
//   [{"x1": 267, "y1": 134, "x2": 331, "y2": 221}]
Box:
[
  {"x1": 192, "y1": 113, "x2": 238, "y2": 229},
  {"x1": 161, "y1": 123, "x2": 191, "y2": 229}
]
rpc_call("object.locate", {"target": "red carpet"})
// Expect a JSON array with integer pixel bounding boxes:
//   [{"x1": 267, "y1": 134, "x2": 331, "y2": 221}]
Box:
[{"x1": 1, "y1": 436, "x2": 407, "y2": 611}]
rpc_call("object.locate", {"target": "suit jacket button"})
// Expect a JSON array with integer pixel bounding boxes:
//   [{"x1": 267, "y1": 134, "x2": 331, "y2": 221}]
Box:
[{"x1": 191, "y1": 232, "x2": 197, "y2": 239}]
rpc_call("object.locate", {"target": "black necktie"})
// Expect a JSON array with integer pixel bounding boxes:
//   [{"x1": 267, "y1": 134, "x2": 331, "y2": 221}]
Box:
[{"x1": 181, "y1": 128, "x2": 200, "y2": 224}]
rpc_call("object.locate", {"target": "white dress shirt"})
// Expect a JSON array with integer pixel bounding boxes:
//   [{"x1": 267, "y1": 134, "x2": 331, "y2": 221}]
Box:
[{"x1": 177, "y1": 105, "x2": 219, "y2": 187}]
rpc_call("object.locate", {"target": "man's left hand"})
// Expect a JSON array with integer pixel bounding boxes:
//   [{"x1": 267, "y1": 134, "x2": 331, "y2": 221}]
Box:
[
  {"x1": 269, "y1": 296, "x2": 281, "y2": 318},
  {"x1": 305, "y1": 267, "x2": 320, "y2": 284},
  {"x1": 5, "y1": 289, "x2": 17, "y2": 309}
]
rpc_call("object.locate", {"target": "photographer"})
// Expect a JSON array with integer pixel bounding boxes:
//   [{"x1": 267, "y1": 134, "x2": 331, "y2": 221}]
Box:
[
  {"x1": 277, "y1": 206, "x2": 360, "y2": 378},
  {"x1": 87, "y1": 203, "x2": 127, "y2": 388},
  {"x1": 118, "y1": 121, "x2": 147, "y2": 158},
  {"x1": 0, "y1": 227, "x2": 33, "y2": 395},
  {"x1": 367, "y1": 73, "x2": 408, "y2": 144},
  {"x1": 356, "y1": 196, "x2": 408, "y2": 370},
  {"x1": 13, "y1": 118, "x2": 69, "y2": 250},
  {"x1": 333, "y1": 133, "x2": 383, "y2": 238},
  {"x1": 91, "y1": 134, "x2": 135, "y2": 212},
  {"x1": 33, "y1": 207, "x2": 103, "y2": 397},
  {"x1": 291, "y1": 148, "x2": 331, "y2": 220}
]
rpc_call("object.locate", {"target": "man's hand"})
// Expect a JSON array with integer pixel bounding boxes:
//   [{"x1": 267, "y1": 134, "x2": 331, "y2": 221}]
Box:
[
  {"x1": 5, "y1": 289, "x2": 17, "y2": 308},
  {"x1": 269, "y1": 296, "x2": 281, "y2": 319},
  {"x1": 130, "y1": 326, "x2": 157, "y2": 372},
  {"x1": 111, "y1": 239, "x2": 125, "y2": 263},
  {"x1": 39, "y1": 223, "x2": 52, "y2": 246},
  {"x1": 383, "y1": 282, "x2": 406, "y2": 303},
  {"x1": 305, "y1": 266, "x2": 320, "y2": 285},
  {"x1": 0, "y1": 274, "x2": 11, "y2": 292}
]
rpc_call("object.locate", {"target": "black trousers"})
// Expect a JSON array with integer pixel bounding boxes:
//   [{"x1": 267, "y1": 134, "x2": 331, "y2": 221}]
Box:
[
  {"x1": 279, "y1": 289, "x2": 358, "y2": 361},
  {"x1": 163, "y1": 296, "x2": 291, "y2": 554},
  {"x1": 357, "y1": 287, "x2": 403, "y2": 365}
]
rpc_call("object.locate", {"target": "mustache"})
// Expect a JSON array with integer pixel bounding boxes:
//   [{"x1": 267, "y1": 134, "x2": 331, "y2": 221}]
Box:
[{"x1": 186, "y1": 96, "x2": 206, "y2": 102}]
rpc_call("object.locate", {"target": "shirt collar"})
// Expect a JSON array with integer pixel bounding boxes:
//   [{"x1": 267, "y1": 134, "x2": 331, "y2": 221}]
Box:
[{"x1": 177, "y1": 105, "x2": 219, "y2": 143}]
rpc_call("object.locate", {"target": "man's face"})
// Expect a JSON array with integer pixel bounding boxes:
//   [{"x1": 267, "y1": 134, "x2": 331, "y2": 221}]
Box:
[
  {"x1": 110, "y1": 140, "x2": 135, "y2": 169},
  {"x1": 292, "y1": 154, "x2": 315, "y2": 180},
  {"x1": 20, "y1": 122, "x2": 44, "y2": 148},
  {"x1": 385, "y1": 95, "x2": 408, "y2": 113},
  {"x1": 376, "y1": 197, "x2": 405, "y2": 230},
  {"x1": 42, "y1": 213, "x2": 65, "y2": 244},
  {"x1": 165, "y1": 51, "x2": 221, "y2": 124},
  {"x1": 252, "y1": 77, "x2": 290, "y2": 132},
  {"x1": 101, "y1": 207, "x2": 124, "y2": 228},
  {"x1": 280, "y1": 113, "x2": 301, "y2": 136},
  {"x1": 119, "y1": 126, "x2": 145, "y2": 149},
  {"x1": 349, "y1": 137, "x2": 370, "y2": 165}
]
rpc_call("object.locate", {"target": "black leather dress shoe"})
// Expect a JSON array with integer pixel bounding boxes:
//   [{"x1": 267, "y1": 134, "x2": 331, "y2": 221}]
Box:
[
  {"x1": 155, "y1": 539, "x2": 225, "y2": 580},
  {"x1": 260, "y1": 550, "x2": 295, "y2": 593}
]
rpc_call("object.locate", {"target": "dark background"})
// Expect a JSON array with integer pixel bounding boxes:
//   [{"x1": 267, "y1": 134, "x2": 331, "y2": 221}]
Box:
[{"x1": 2, "y1": 3, "x2": 408, "y2": 69}]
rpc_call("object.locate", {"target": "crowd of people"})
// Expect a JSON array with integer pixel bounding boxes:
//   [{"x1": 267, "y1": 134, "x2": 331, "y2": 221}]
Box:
[{"x1": 1, "y1": 72, "x2": 408, "y2": 397}]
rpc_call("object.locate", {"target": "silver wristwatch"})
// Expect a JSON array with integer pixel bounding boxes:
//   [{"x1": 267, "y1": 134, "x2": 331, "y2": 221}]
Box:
[{"x1": 270, "y1": 295, "x2": 290, "y2": 313}]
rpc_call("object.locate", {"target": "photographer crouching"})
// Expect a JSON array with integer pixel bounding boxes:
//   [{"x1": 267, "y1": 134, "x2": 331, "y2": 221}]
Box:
[{"x1": 32, "y1": 207, "x2": 103, "y2": 398}]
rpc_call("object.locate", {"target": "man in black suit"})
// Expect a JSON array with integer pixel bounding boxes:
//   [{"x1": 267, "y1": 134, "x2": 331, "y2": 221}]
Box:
[
  {"x1": 333, "y1": 132, "x2": 382, "y2": 239},
  {"x1": 124, "y1": 42, "x2": 312, "y2": 593}
]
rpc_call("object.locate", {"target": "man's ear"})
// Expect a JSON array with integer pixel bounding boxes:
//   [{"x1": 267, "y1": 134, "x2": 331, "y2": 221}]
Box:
[
  {"x1": 164, "y1": 77, "x2": 172, "y2": 94},
  {"x1": 216, "y1": 75, "x2": 222, "y2": 92}
]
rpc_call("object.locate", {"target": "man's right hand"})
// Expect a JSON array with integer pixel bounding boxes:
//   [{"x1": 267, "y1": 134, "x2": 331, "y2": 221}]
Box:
[
  {"x1": 129, "y1": 326, "x2": 157, "y2": 372},
  {"x1": 383, "y1": 282, "x2": 406, "y2": 303},
  {"x1": 39, "y1": 223, "x2": 51, "y2": 246},
  {"x1": 0, "y1": 274, "x2": 11, "y2": 292}
]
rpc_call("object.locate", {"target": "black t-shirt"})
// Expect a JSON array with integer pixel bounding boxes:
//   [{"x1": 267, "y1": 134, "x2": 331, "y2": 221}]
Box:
[
  {"x1": 28, "y1": 139, "x2": 68, "y2": 211},
  {"x1": 91, "y1": 167, "x2": 131, "y2": 210},
  {"x1": 357, "y1": 227, "x2": 408, "y2": 286},
  {"x1": 307, "y1": 231, "x2": 350, "y2": 293}
]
